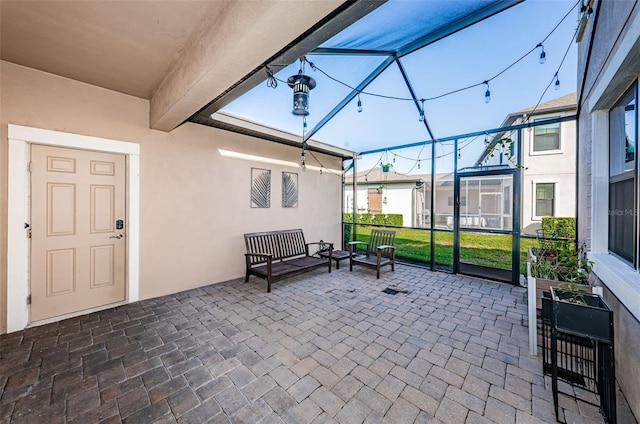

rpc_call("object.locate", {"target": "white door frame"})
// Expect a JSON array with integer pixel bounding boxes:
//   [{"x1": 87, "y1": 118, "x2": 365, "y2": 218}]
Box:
[{"x1": 7, "y1": 124, "x2": 140, "y2": 332}]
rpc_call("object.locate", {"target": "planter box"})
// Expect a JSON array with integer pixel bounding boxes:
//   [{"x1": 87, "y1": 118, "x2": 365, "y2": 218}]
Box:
[
  {"x1": 526, "y1": 247, "x2": 595, "y2": 355},
  {"x1": 548, "y1": 287, "x2": 616, "y2": 424},
  {"x1": 551, "y1": 287, "x2": 613, "y2": 344}
]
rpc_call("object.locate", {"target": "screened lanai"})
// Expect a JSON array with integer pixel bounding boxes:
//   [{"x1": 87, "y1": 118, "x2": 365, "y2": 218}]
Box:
[{"x1": 188, "y1": 0, "x2": 580, "y2": 284}]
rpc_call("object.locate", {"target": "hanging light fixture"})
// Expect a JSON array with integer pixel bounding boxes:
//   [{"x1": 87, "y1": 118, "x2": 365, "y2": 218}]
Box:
[
  {"x1": 357, "y1": 93, "x2": 363, "y2": 113},
  {"x1": 554, "y1": 72, "x2": 561, "y2": 90},
  {"x1": 537, "y1": 43, "x2": 546, "y2": 64},
  {"x1": 418, "y1": 99, "x2": 425, "y2": 122},
  {"x1": 287, "y1": 57, "x2": 316, "y2": 116},
  {"x1": 484, "y1": 81, "x2": 491, "y2": 103}
]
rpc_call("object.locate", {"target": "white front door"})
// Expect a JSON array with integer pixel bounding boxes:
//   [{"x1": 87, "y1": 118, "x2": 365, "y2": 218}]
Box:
[{"x1": 30, "y1": 145, "x2": 126, "y2": 322}]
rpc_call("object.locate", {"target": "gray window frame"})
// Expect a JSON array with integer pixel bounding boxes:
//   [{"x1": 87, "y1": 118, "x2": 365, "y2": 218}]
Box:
[
  {"x1": 608, "y1": 83, "x2": 637, "y2": 266},
  {"x1": 533, "y1": 118, "x2": 561, "y2": 152},
  {"x1": 535, "y1": 182, "x2": 555, "y2": 217}
]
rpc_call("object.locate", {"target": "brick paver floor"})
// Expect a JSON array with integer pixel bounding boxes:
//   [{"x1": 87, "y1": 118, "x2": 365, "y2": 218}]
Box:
[{"x1": 0, "y1": 264, "x2": 611, "y2": 423}]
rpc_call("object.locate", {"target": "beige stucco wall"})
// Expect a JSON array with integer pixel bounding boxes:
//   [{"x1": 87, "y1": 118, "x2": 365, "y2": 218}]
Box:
[{"x1": 0, "y1": 61, "x2": 343, "y2": 334}]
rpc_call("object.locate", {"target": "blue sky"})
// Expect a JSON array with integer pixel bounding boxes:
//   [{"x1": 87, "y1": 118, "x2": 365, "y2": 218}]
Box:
[{"x1": 223, "y1": 0, "x2": 578, "y2": 172}]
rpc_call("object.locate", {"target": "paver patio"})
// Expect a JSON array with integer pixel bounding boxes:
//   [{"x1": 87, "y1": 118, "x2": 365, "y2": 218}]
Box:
[{"x1": 0, "y1": 264, "x2": 611, "y2": 423}]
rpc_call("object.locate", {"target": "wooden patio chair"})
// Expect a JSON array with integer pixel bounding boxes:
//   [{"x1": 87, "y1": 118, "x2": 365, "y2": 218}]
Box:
[{"x1": 348, "y1": 229, "x2": 396, "y2": 279}]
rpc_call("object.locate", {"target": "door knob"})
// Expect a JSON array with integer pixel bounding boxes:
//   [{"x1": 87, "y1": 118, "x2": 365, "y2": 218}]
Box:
[{"x1": 109, "y1": 234, "x2": 123, "y2": 239}]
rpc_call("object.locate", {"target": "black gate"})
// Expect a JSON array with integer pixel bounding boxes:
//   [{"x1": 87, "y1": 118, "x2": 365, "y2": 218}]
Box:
[{"x1": 453, "y1": 168, "x2": 520, "y2": 285}]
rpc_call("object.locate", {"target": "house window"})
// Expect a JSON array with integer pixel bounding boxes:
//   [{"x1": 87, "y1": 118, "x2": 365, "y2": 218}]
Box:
[
  {"x1": 609, "y1": 83, "x2": 637, "y2": 264},
  {"x1": 535, "y1": 183, "x2": 555, "y2": 217},
  {"x1": 368, "y1": 188, "x2": 382, "y2": 213},
  {"x1": 533, "y1": 120, "x2": 560, "y2": 151}
]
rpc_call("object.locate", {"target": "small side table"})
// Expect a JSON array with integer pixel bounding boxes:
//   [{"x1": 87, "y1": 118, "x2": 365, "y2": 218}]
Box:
[{"x1": 319, "y1": 249, "x2": 353, "y2": 269}]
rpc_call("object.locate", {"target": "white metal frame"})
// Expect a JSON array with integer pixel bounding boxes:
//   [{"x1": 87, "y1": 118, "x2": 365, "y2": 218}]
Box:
[{"x1": 7, "y1": 124, "x2": 140, "y2": 332}]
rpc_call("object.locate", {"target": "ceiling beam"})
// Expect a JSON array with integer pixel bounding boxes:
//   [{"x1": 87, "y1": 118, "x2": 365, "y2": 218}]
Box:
[
  {"x1": 311, "y1": 47, "x2": 396, "y2": 56},
  {"x1": 151, "y1": 0, "x2": 369, "y2": 132},
  {"x1": 191, "y1": 0, "x2": 387, "y2": 122}
]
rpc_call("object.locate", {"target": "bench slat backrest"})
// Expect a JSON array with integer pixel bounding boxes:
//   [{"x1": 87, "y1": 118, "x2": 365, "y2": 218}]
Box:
[
  {"x1": 368, "y1": 229, "x2": 396, "y2": 257},
  {"x1": 244, "y1": 229, "x2": 307, "y2": 265},
  {"x1": 244, "y1": 231, "x2": 281, "y2": 266},
  {"x1": 278, "y1": 229, "x2": 307, "y2": 259}
]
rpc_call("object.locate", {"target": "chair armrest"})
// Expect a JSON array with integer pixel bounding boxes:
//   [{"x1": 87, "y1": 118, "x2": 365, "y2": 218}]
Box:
[
  {"x1": 376, "y1": 245, "x2": 395, "y2": 250},
  {"x1": 348, "y1": 241, "x2": 368, "y2": 246},
  {"x1": 349, "y1": 241, "x2": 368, "y2": 255}
]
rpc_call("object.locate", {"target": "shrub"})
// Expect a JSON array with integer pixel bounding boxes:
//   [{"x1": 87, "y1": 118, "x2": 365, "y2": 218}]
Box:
[
  {"x1": 343, "y1": 213, "x2": 403, "y2": 226},
  {"x1": 343, "y1": 223, "x2": 352, "y2": 248},
  {"x1": 541, "y1": 217, "x2": 575, "y2": 239}
]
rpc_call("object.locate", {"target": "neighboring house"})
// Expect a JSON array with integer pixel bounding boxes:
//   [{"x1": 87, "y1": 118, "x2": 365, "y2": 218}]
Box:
[
  {"x1": 477, "y1": 93, "x2": 577, "y2": 235},
  {"x1": 344, "y1": 168, "x2": 511, "y2": 230},
  {"x1": 344, "y1": 167, "x2": 430, "y2": 227},
  {"x1": 577, "y1": 1, "x2": 640, "y2": 419}
]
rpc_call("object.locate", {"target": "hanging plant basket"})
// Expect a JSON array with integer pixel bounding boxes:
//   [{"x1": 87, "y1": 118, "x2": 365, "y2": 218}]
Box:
[{"x1": 381, "y1": 163, "x2": 392, "y2": 173}]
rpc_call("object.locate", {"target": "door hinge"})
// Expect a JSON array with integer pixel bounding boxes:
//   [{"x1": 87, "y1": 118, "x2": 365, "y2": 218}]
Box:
[
  {"x1": 27, "y1": 161, "x2": 32, "y2": 172},
  {"x1": 26, "y1": 295, "x2": 31, "y2": 305},
  {"x1": 27, "y1": 229, "x2": 32, "y2": 238}
]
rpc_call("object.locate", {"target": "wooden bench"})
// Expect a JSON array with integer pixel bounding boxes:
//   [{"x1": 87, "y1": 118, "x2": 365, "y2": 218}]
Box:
[
  {"x1": 348, "y1": 229, "x2": 396, "y2": 279},
  {"x1": 244, "y1": 229, "x2": 333, "y2": 292}
]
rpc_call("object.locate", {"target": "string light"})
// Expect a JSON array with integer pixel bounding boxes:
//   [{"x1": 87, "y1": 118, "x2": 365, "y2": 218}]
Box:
[
  {"x1": 525, "y1": 19, "x2": 578, "y2": 122},
  {"x1": 267, "y1": 4, "x2": 576, "y2": 177},
  {"x1": 537, "y1": 43, "x2": 546, "y2": 64},
  {"x1": 266, "y1": 2, "x2": 576, "y2": 111}
]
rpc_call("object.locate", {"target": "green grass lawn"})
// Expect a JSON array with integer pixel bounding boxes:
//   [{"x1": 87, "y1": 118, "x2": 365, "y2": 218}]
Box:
[{"x1": 346, "y1": 225, "x2": 538, "y2": 274}]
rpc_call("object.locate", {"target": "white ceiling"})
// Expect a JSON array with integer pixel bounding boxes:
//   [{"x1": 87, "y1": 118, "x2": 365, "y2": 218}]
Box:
[
  {"x1": 0, "y1": 0, "x2": 224, "y2": 99},
  {"x1": 0, "y1": 0, "x2": 354, "y2": 131}
]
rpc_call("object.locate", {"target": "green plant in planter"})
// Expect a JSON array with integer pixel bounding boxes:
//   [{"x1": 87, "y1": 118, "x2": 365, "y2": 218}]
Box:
[
  {"x1": 530, "y1": 241, "x2": 592, "y2": 293},
  {"x1": 561, "y1": 281, "x2": 586, "y2": 305}
]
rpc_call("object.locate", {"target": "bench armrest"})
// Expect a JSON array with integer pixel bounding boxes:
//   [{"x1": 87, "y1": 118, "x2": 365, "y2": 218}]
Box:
[
  {"x1": 306, "y1": 241, "x2": 333, "y2": 257},
  {"x1": 307, "y1": 241, "x2": 333, "y2": 249},
  {"x1": 245, "y1": 252, "x2": 273, "y2": 263}
]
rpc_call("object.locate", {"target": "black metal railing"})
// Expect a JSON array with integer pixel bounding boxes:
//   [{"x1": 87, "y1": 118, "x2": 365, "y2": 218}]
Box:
[{"x1": 540, "y1": 292, "x2": 616, "y2": 423}]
